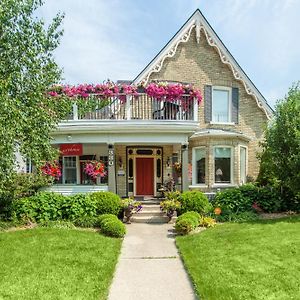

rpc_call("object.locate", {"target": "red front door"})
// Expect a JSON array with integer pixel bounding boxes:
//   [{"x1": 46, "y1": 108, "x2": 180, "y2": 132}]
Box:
[{"x1": 136, "y1": 158, "x2": 154, "y2": 195}]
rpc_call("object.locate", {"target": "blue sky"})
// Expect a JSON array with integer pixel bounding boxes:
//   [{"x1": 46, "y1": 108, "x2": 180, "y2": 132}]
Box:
[{"x1": 37, "y1": 0, "x2": 300, "y2": 108}]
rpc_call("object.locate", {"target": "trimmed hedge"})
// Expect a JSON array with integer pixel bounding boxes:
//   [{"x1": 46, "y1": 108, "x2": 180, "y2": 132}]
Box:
[
  {"x1": 178, "y1": 191, "x2": 212, "y2": 215},
  {"x1": 12, "y1": 191, "x2": 121, "y2": 223},
  {"x1": 100, "y1": 215, "x2": 126, "y2": 238}
]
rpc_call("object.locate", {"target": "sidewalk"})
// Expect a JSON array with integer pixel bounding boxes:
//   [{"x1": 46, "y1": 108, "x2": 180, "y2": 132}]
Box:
[{"x1": 108, "y1": 223, "x2": 197, "y2": 300}]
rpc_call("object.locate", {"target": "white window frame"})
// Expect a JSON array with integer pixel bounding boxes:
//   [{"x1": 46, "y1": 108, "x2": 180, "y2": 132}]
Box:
[
  {"x1": 239, "y1": 145, "x2": 248, "y2": 185},
  {"x1": 213, "y1": 146, "x2": 234, "y2": 186},
  {"x1": 192, "y1": 147, "x2": 207, "y2": 186},
  {"x1": 62, "y1": 156, "x2": 79, "y2": 185},
  {"x1": 211, "y1": 86, "x2": 233, "y2": 124}
]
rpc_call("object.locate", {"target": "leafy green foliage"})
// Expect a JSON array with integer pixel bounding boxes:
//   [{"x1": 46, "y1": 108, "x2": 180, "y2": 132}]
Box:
[
  {"x1": 258, "y1": 83, "x2": 300, "y2": 211},
  {"x1": 100, "y1": 218, "x2": 126, "y2": 238},
  {"x1": 215, "y1": 211, "x2": 259, "y2": 223},
  {"x1": 178, "y1": 191, "x2": 212, "y2": 215},
  {"x1": 199, "y1": 216, "x2": 216, "y2": 227},
  {"x1": 89, "y1": 192, "x2": 121, "y2": 215},
  {"x1": 175, "y1": 218, "x2": 195, "y2": 235},
  {"x1": 0, "y1": 0, "x2": 71, "y2": 189},
  {"x1": 39, "y1": 220, "x2": 75, "y2": 229},
  {"x1": 175, "y1": 211, "x2": 201, "y2": 234},
  {"x1": 97, "y1": 214, "x2": 119, "y2": 227},
  {"x1": 12, "y1": 191, "x2": 121, "y2": 223}
]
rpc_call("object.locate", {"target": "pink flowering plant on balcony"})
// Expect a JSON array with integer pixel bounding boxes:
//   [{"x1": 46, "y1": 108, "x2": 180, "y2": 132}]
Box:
[{"x1": 83, "y1": 160, "x2": 106, "y2": 179}]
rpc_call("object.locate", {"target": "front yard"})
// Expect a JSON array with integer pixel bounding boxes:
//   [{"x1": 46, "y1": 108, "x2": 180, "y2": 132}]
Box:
[
  {"x1": 176, "y1": 216, "x2": 300, "y2": 300},
  {"x1": 0, "y1": 228, "x2": 121, "y2": 300}
]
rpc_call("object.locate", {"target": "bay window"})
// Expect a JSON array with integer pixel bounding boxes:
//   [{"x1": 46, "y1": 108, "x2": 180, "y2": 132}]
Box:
[
  {"x1": 192, "y1": 147, "x2": 206, "y2": 185},
  {"x1": 240, "y1": 146, "x2": 247, "y2": 184},
  {"x1": 214, "y1": 147, "x2": 232, "y2": 184}
]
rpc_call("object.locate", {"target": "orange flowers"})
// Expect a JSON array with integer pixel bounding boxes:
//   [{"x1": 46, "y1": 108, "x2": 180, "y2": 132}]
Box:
[{"x1": 214, "y1": 207, "x2": 222, "y2": 215}]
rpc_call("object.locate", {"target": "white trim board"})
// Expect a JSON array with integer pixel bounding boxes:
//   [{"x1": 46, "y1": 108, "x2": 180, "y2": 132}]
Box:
[{"x1": 132, "y1": 9, "x2": 273, "y2": 120}]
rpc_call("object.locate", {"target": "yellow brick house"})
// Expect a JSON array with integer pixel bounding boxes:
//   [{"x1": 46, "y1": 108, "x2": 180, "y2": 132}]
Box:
[{"x1": 46, "y1": 9, "x2": 273, "y2": 197}]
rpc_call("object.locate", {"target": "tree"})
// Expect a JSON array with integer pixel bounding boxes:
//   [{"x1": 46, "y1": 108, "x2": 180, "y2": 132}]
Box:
[
  {"x1": 0, "y1": 0, "x2": 70, "y2": 186},
  {"x1": 258, "y1": 83, "x2": 300, "y2": 210}
]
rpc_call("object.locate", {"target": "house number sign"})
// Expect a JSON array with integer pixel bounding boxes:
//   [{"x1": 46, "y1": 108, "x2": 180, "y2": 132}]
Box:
[{"x1": 108, "y1": 149, "x2": 114, "y2": 166}]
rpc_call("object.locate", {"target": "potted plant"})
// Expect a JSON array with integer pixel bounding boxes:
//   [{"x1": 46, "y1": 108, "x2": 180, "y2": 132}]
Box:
[
  {"x1": 121, "y1": 198, "x2": 142, "y2": 224},
  {"x1": 160, "y1": 199, "x2": 181, "y2": 221},
  {"x1": 83, "y1": 160, "x2": 106, "y2": 179}
]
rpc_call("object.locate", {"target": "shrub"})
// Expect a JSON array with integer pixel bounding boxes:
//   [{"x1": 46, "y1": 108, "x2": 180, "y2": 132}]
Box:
[
  {"x1": 100, "y1": 218, "x2": 126, "y2": 238},
  {"x1": 256, "y1": 186, "x2": 282, "y2": 212},
  {"x1": 97, "y1": 214, "x2": 119, "y2": 227},
  {"x1": 177, "y1": 211, "x2": 200, "y2": 227},
  {"x1": 73, "y1": 216, "x2": 98, "y2": 228},
  {"x1": 216, "y1": 211, "x2": 259, "y2": 223},
  {"x1": 175, "y1": 218, "x2": 195, "y2": 235},
  {"x1": 13, "y1": 192, "x2": 65, "y2": 222},
  {"x1": 199, "y1": 216, "x2": 216, "y2": 228},
  {"x1": 178, "y1": 191, "x2": 212, "y2": 215},
  {"x1": 89, "y1": 192, "x2": 121, "y2": 216},
  {"x1": 213, "y1": 188, "x2": 252, "y2": 213},
  {"x1": 60, "y1": 194, "x2": 96, "y2": 221}
]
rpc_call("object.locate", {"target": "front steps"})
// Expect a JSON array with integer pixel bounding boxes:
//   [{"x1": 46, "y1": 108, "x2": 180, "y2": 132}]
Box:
[{"x1": 130, "y1": 199, "x2": 176, "y2": 224}]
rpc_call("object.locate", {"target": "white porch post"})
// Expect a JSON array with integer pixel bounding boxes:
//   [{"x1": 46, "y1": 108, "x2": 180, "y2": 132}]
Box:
[
  {"x1": 193, "y1": 97, "x2": 198, "y2": 122},
  {"x1": 181, "y1": 144, "x2": 189, "y2": 191},
  {"x1": 108, "y1": 144, "x2": 116, "y2": 194},
  {"x1": 72, "y1": 102, "x2": 78, "y2": 120},
  {"x1": 126, "y1": 95, "x2": 131, "y2": 120}
]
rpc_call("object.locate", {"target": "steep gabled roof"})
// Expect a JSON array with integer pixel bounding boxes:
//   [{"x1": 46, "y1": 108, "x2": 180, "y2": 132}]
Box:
[{"x1": 132, "y1": 9, "x2": 273, "y2": 119}]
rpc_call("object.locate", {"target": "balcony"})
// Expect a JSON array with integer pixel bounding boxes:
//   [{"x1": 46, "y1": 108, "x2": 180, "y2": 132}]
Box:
[{"x1": 68, "y1": 94, "x2": 199, "y2": 122}]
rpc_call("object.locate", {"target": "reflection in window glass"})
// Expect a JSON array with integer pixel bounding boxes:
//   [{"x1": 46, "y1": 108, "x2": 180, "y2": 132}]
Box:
[
  {"x1": 214, "y1": 147, "x2": 231, "y2": 183},
  {"x1": 212, "y1": 89, "x2": 230, "y2": 122},
  {"x1": 194, "y1": 148, "x2": 206, "y2": 184}
]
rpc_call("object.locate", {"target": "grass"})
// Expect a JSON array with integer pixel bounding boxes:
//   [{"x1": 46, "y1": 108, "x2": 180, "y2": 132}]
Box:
[
  {"x1": 176, "y1": 216, "x2": 300, "y2": 300},
  {"x1": 0, "y1": 227, "x2": 122, "y2": 300}
]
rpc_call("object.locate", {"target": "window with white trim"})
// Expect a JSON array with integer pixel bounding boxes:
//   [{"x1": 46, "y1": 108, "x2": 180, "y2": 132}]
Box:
[
  {"x1": 193, "y1": 147, "x2": 206, "y2": 185},
  {"x1": 63, "y1": 156, "x2": 77, "y2": 184},
  {"x1": 214, "y1": 147, "x2": 232, "y2": 183},
  {"x1": 240, "y1": 146, "x2": 247, "y2": 184},
  {"x1": 212, "y1": 87, "x2": 231, "y2": 123}
]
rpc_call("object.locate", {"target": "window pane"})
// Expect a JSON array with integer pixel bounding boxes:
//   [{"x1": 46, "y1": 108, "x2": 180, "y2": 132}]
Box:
[
  {"x1": 195, "y1": 148, "x2": 206, "y2": 184},
  {"x1": 240, "y1": 147, "x2": 246, "y2": 184},
  {"x1": 213, "y1": 89, "x2": 229, "y2": 122},
  {"x1": 63, "y1": 157, "x2": 77, "y2": 184},
  {"x1": 214, "y1": 148, "x2": 231, "y2": 183}
]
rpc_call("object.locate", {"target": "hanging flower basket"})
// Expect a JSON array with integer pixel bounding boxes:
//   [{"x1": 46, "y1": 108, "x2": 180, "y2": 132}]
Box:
[
  {"x1": 83, "y1": 160, "x2": 106, "y2": 179},
  {"x1": 41, "y1": 161, "x2": 61, "y2": 179}
]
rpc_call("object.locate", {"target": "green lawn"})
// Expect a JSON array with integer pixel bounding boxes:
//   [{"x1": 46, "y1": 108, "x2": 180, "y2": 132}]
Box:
[
  {"x1": 0, "y1": 228, "x2": 122, "y2": 300},
  {"x1": 176, "y1": 216, "x2": 300, "y2": 300}
]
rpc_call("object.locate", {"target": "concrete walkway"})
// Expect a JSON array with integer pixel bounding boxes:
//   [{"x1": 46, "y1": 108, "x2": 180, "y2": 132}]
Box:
[{"x1": 108, "y1": 223, "x2": 197, "y2": 300}]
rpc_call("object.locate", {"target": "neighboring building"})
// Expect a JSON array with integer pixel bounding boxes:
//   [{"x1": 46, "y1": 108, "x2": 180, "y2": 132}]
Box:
[{"x1": 48, "y1": 9, "x2": 273, "y2": 196}]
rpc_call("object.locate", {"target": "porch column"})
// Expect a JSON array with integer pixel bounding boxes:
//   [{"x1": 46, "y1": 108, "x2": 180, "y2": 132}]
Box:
[
  {"x1": 108, "y1": 144, "x2": 116, "y2": 194},
  {"x1": 181, "y1": 144, "x2": 189, "y2": 191}
]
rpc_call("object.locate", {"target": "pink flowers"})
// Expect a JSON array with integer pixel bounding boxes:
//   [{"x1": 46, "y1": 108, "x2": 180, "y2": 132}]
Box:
[
  {"x1": 47, "y1": 82, "x2": 203, "y2": 104},
  {"x1": 84, "y1": 161, "x2": 106, "y2": 179},
  {"x1": 41, "y1": 161, "x2": 61, "y2": 179}
]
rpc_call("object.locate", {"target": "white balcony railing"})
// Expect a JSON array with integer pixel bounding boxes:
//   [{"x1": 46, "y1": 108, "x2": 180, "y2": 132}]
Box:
[{"x1": 70, "y1": 94, "x2": 198, "y2": 122}]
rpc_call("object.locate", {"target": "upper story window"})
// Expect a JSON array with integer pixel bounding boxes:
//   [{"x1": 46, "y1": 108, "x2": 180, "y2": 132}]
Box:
[
  {"x1": 212, "y1": 87, "x2": 231, "y2": 123},
  {"x1": 204, "y1": 85, "x2": 239, "y2": 124}
]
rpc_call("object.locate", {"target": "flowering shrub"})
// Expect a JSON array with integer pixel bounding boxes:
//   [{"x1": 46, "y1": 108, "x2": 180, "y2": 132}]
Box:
[
  {"x1": 41, "y1": 161, "x2": 61, "y2": 179},
  {"x1": 83, "y1": 160, "x2": 106, "y2": 179},
  {"x1": 48, "y1": 82, "x2": 203, "y2": 104}
]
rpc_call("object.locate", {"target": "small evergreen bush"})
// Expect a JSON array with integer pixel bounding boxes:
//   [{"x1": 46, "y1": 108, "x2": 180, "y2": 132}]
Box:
[
  {"x1": 100, "y1": 218, "x2": 126, "y2": 238},
  {"x1": 97, "y1": 214, "x2": 119, "y2": 227},
  {"x1": 177, "y1": 211, "x2": 200, "y2": 227}
]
